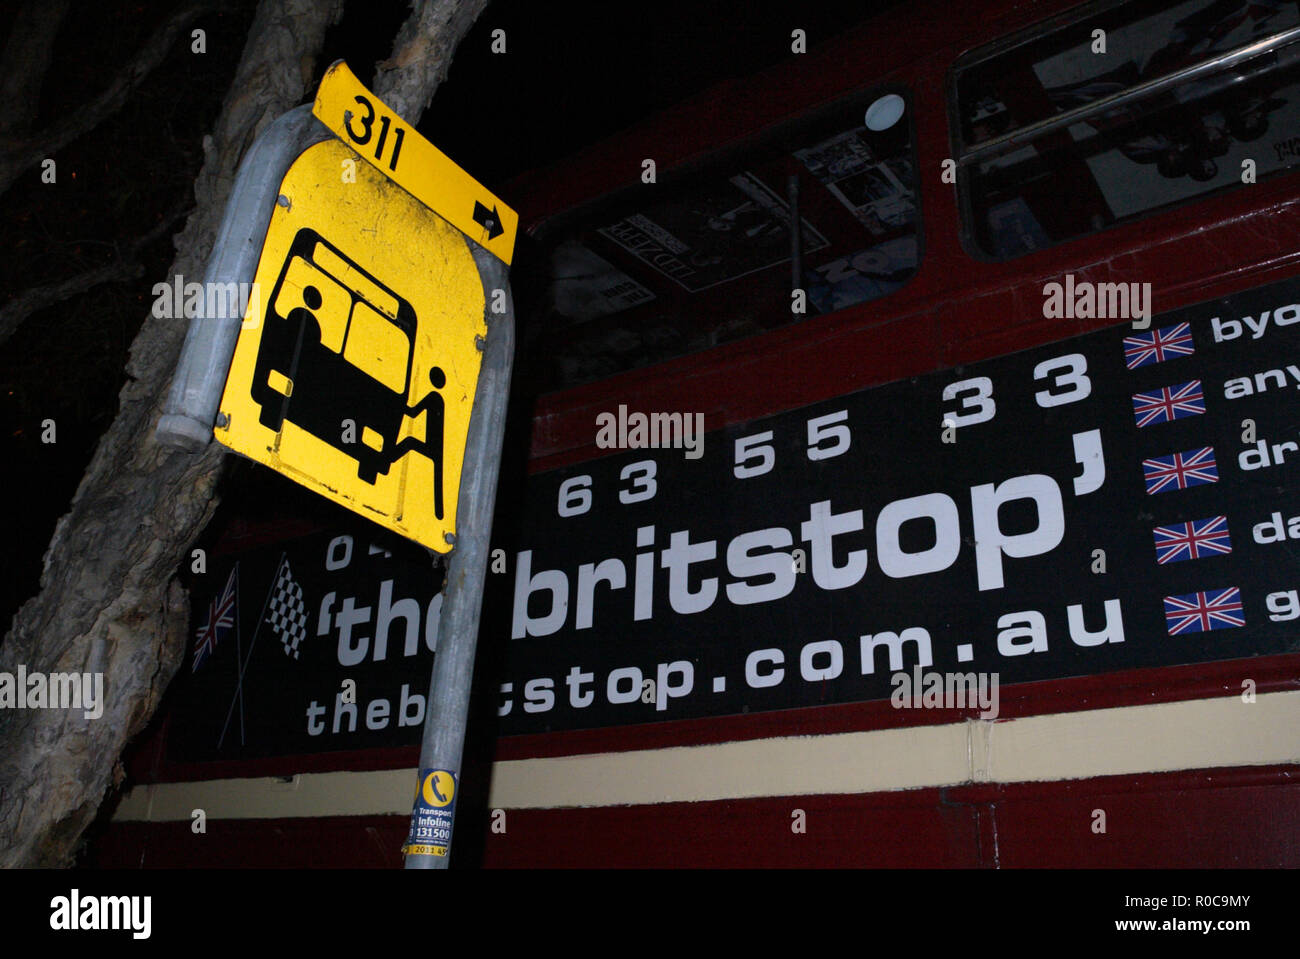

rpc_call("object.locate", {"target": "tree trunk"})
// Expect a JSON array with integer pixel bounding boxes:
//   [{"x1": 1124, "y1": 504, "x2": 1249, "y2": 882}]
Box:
[
  {"x1": 373, "y1": 0, "x2": 491, "y2": 120},
  {"x1": 0, "y1": 0, "x2": 345, "y2": 868},
  {"x1": 0, "y1": 0, "x2": 495, "y2": 869}
]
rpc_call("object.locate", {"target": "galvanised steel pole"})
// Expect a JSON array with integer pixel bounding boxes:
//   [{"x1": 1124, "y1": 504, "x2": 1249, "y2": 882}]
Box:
[
  {"x1": 156, "y1": 104, "x2": 332, "y2": 450},
  {"x1": 404, "y1": 240, "x2": 514, "y2": 868}
]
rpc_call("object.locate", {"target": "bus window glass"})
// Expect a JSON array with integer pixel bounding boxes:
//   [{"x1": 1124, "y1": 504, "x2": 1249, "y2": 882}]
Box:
[
  {"x1": 524, "y1": 88, "x2": 920, "y2": 391},
  {"x1": 954, "y1": 0, "x2": 1300, "y2": 259}
]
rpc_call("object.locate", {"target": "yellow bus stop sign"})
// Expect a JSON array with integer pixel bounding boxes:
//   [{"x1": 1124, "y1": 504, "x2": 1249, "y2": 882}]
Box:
[
  {"x1": 214, "y1": 66, "x2": 511, "y2": 552},
  {"x1": 313, "y1": 61, "x2": 517, "y2": 265}
]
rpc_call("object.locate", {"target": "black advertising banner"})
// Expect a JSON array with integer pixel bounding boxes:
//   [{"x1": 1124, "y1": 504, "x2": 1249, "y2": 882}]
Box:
[
  {"x1": 176, "y1": 274, "x2": 1300, "y2": 759},
  {"x1": 486, "y1": 273, "x2": 1300, "y2": 735}
]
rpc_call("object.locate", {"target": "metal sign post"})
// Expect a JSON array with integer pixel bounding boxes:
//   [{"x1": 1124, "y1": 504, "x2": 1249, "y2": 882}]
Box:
[
  {"x1": 157, "y1": 104, "x2": 332, "y2": 450},
  {"x1": 154, "y1": 60, "x2": 518, "y2": 868},
  {"x1": 403, "y1": 245, "x2": 513, "y2": 867}
]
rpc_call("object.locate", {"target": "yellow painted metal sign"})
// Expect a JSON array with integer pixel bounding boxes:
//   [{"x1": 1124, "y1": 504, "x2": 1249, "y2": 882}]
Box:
[
  {"x1": 214, "y1": 137, "x2": 486, "y2": 552},
  {"x1": 312, "y1": 60, "x2": 517, "y2": 264}
]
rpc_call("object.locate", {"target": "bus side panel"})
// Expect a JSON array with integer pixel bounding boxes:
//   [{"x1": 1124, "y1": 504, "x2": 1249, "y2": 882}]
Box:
[{"x1": 90, "y1": 764, "x2": 1300, "y2": 868}]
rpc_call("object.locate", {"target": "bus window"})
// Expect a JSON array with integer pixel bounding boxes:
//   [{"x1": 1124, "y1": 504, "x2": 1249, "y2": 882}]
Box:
[
  {"x1": 523, "y1": 86, "x2": 920, "y2": 391},
  {"x1": 274, "y1": 254, "x2": 352, "y2": 353},
  {"x1": 952, "y1": 0, "x2": 1300, "y2": 259},
  {"x1": 344, "y1": 300, "x2": 410, "y2": 395}
]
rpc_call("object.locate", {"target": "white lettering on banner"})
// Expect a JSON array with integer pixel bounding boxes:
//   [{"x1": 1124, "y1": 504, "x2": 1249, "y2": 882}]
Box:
[
  {"x1": 306, "y1": 682, "x2": 426, "y2": 735},
  {"x1": 1221, "y1": 364, "x2": 1300, "y2": 399},
  {"x1": 1253, "y1": 511, "x2": 1300, "y2": 544},
  {"x1": 322, "y1": 582, "x2": 442, "y2": 665},
  {"x1": 298, "y1": 566, "x2": 445, "y2": 740},
  {"x1": 1210, "y1": 302, "x2": 1300, "y2": 342},
  {"x1": 498, "y1": 598, "x2": 1128, "y2": 719},
  {"x1": 512, "y1": 457, "x2": 1085, "y2": 637}
]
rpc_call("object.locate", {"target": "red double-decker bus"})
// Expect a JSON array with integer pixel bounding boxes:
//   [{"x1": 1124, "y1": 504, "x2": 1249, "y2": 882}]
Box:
[{"x1": 99, "y1": 0, "x2": 1300, "y2": 868}]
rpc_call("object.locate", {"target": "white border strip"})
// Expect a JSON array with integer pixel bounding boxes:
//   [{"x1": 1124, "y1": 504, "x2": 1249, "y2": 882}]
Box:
[{"x1": 114, "y1": 691, "x2": 1300, "y2": 821}]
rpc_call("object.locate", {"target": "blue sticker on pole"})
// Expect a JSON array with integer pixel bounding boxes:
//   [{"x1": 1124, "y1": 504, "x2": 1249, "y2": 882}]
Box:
[{"x1": 404, "y1": 768, "x2": 456, "y2": 857}]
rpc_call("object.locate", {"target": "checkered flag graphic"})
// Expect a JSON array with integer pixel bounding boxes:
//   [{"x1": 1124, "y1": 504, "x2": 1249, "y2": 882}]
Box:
[{"x1": 267, "y1": 557, "x2": 308, "y2": 659}]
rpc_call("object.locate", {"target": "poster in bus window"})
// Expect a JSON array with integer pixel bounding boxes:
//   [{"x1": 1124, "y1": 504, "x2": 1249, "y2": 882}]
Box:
[
  {"x1": 597, "y1": 172, "x2": 828, "y2": 292},
  {"x1": 548, "y1": 241, "x2": 656, "y2": 323},
  {"x1": 794, "y1": 130, "x2": 917, "y2": 236},
  {"x1": 806, "y1": 235, "x2": 919, "y2": 313}
]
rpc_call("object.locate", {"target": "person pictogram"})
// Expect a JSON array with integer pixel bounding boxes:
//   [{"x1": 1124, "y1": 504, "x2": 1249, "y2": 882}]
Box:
[{"x1": 392, "y1": 366, "x2": 446, "y2": 519}]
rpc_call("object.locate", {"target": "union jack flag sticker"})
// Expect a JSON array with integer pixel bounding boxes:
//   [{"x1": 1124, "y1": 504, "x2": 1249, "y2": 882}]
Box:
[
  {"x1": 1163, "y1": 587, "x2": 1245, "y2": 634},
  {"x1": 1124, "y1": 321, "x2": 1195, "y2": 369},
  {"x1": 1131, "y1": 379, "x2": 1205, "y2": 428},
  {"x1": 194, "y1": 565, "x2": 238, "y2": 672},
  {"x1": 1142, "y1": 446, "x2": 1218, "y2": 494},
  {"x1": 1153, "y1": 515, "x2": 1232, "y2": 564}
]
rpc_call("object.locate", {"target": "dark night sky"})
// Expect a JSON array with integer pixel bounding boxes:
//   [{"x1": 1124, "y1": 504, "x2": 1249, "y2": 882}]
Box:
[
  {"x1": 0, "y1": 0, "x2": 898, "y2": 631},
  {"x1": 362, "y1": 0, "x2": 896, "y2": 185}
]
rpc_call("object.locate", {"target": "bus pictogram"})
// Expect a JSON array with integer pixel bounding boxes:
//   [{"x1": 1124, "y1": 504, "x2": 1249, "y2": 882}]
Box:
[{"x1": 250, "y1": 228, "x2": 446, "y2": 516}]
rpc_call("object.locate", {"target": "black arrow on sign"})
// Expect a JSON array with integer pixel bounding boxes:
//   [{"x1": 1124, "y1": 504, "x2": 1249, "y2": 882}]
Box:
[{"x1": 472, "y1": 200, "x2": 504, "y2": 240}]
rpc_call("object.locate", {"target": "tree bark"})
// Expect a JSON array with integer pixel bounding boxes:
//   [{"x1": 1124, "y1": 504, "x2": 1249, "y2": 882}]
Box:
[
  {"x1": 0, "y1": 0, "x2": 496, "y2": 868},
  {"x1": 373, "y1": 0, "x2": 491, "y2": 120},
  {"x1": 0, "y1": 0, "x2": 345, "y2": 868}
]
